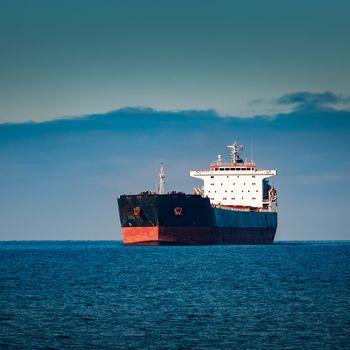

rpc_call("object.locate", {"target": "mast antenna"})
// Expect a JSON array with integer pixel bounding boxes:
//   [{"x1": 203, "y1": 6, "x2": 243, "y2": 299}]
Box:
[
  {"x1": 158, "y1": 163, "x2": 165, "y2": 194},
  {"x1": 226, "y1": 142, "x2": 243, "y2": 163}
]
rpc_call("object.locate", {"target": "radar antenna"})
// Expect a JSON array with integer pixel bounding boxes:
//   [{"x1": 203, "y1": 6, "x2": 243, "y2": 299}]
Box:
[
  {"x1": 158, "y1": 163, "x2": 165, "y2": 194},
  {"x1": 226, "y1": 142, "x2": 243, "y2": 163}
]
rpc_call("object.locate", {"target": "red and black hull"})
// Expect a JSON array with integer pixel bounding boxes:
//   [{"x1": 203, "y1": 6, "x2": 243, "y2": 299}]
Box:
[{"x1": 117, "y1": 194, "x2": 277, "y2": 245}]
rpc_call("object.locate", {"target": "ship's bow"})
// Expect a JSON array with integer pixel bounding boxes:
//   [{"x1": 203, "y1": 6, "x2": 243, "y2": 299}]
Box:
[{"x1": 117, "y1": 194, "x2": 215, "y2": 245}]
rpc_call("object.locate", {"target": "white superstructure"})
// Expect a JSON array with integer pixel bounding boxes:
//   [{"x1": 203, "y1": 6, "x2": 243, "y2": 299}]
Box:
[{"x1": 190, "y1": 142, "x2": 277, "y2": 210}]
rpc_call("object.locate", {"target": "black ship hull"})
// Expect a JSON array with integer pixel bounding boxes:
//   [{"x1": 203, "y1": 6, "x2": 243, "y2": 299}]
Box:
[{"x1": 117, "y1": 194, "x2": 277, "y2": 245}]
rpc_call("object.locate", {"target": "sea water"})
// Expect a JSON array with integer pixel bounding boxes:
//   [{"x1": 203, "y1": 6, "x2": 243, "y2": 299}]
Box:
[{"x1": 0, "y1": 241, "x2": 349, "y2": 349}]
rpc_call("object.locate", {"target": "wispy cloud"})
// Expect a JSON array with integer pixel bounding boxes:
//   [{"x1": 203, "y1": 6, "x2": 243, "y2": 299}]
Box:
[
  {"x1": 276, "y1": 91, "x2": 350, "y2": 110},
  {"x1": 250, "y1": 91, "x2": 350, "y2": 115}
]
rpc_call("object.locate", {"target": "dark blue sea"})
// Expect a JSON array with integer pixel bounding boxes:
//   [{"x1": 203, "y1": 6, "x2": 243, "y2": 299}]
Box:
[{"x1": 1, "y1": 241, "x2": 349, "y2": 349}]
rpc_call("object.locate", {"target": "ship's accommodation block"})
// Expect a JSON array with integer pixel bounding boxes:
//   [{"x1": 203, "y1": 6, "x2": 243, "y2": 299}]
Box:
[
  {"x1": 190, "y1": 144, "x2": 277, "y2": 209},
  {"x1": 190, "y1": 167, "x2": 276, "y2": 208}
]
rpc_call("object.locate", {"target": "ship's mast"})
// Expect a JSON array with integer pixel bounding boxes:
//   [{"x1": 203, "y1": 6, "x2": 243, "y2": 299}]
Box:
[
  {"x1": 158, "y1": 163, "x2": 165, "y2": 194},
  {"x1": 226, "y1": 142, "x2": 243, "y2": 163}
]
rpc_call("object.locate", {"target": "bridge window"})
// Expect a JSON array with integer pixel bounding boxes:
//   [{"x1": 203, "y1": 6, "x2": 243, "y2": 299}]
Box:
[
  {"x1": 219, "y1": 168, "x2": 224, "y2": 171},
  {"x1": 215, "y1": 168, "x2": 218, "y2": 171},
  {"x1": 225, "y1": 168, "x2": 229, "y2": 171},
  {"x1": 211, "y1": 176, "x2": 214, "y2": 178}
]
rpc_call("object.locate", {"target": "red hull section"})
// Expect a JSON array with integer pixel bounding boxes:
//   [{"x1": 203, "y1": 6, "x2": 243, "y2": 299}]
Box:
[
  {"x1": 122, "y1": 226, "x2": 275, "y2": 245},
  {"x1": 122, "y1": 226, "x2": 215, "y2": 246},
  {"x1": 122, "y1": 227, "x2": 158, "y2": 245}
]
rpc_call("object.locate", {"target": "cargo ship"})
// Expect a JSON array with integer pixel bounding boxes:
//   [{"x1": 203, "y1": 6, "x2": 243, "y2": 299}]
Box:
[{"x1": 117, "y1": 142, "x2": 277, "y2": 245}]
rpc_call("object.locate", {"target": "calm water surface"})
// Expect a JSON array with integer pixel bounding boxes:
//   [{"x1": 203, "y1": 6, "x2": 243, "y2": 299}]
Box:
[{"x1": 0, "y1": 241, "x2": 349, "y2": 349}]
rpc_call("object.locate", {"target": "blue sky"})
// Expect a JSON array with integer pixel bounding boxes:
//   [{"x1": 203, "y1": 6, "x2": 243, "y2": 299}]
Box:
[{"x1": 0, "y1": 0, "x2": 349, "y2": 240}]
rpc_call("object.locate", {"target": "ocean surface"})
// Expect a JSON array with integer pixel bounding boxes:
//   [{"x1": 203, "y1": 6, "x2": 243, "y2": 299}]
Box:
[{"x1": 0, "y1": 241, "x2": 349, "y2": 349}]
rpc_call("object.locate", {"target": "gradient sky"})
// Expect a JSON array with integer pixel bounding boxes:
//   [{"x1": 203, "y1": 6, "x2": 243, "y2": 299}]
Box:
[
  {"x1": 1, "y1": 0, "x2": 350, "y2": 121},
  {"x1": 1, "y1": 1, "x2": 350, "y2": 241}
]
